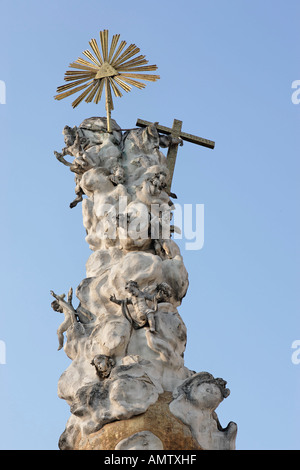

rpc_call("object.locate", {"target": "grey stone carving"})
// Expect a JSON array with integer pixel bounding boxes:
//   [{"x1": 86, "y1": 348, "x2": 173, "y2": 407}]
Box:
[
  {"x1": 110, "y1": 280, "x2": 172, "y2": 332},
  {"x1": 115, "y1": 431, "x2": 163, "y2": 450},
  {"x1": 52, "y1": 117, "x2": 237, "y2": 450},
  {"x1": 50, "y1": 288, "x2": 93, "y2": 350}
]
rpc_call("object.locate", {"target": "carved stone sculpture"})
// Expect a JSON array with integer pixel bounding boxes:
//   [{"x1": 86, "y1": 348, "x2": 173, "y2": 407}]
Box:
[
  {"x1": 110, "y1": 280, "x2": 172, "y2": 332},
  {"x1": 52, "y1": 116, "x2": 237, "y2": 450}
]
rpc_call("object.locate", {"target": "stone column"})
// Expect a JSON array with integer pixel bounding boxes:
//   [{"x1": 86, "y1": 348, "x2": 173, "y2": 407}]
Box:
[{"x1": 51, "y1": 117, "x2": 237, "y2": 451}]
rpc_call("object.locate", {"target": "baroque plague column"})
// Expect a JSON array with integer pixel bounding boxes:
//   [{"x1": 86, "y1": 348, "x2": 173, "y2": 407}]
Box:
[{"x1": 51, "y1": 30, "x2": 237, "y2": 451}]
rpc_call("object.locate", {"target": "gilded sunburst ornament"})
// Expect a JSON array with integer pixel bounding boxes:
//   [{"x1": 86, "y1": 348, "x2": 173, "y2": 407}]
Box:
[{"x1": 54, "y1": 29, "x2": 160, "y2": 132}]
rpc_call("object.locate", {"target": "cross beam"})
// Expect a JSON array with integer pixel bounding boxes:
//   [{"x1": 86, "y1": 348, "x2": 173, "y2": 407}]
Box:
[{"x1": 136, "y1": 118, "x2": 215, "y2": 194}]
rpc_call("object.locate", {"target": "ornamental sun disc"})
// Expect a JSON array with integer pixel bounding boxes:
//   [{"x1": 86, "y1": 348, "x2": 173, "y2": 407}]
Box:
[{"x1": 54, "y1": 29, "x2": 160, "y2": 132}]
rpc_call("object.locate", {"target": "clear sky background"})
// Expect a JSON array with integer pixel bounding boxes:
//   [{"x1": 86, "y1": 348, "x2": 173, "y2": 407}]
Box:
[{"x1": 0, "y1": 0, "x2": 299, "y2": 450}]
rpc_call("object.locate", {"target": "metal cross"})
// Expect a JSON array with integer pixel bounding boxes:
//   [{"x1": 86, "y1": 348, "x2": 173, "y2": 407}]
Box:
[{"x1": 136, "y1": 118, "x2": 215, "y2": 194}]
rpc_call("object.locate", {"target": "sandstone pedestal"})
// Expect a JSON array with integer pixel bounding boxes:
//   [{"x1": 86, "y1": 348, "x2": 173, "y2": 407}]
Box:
[{"x1": 74, "y1": 392, "x2": 202, "y2": 451}]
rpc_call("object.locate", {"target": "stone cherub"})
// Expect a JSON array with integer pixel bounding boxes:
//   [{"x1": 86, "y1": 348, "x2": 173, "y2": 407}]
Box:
[
  {"x1": 54, "y1": 125, "x2": 94, "y2": 208},
  {"x1": 54, "y1": 125, "x2": 92, "y2": 171},
  {"x1": 54, "y1": 125, "x2": 80, "y2": 161},
  {"x1": 142, "y1": 121, "x2": 183, "y2": 150},
  {"x1": 91, "y1": 354, "x2": 115, "y2": 380},
  {"x1": 110, "y1": 281, "x2": 172, "y2": 333},
  {"x1": 109, "y1": 164, "x2": 125, "y2": 186},
  {"x1": 50, "y1": 288, "x2": 93, "y2": 350},
  {"x1": 55, "y1": 126, "x2": 125, "y2": 209},
  {"x1": 144, "y1": 168, "x2": 169, "y2": 199},
  {"x1": 134, "y1": 166, "x2": 172, "y2": 208},
  {"x1": 169, "y1": 372, "x2": 237, "y2": 450}
]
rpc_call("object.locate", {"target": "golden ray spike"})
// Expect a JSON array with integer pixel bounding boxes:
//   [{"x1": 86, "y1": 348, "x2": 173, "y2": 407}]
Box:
[
  {"x1": 117, "y1": 75, "x2": 146, "y2": 89},
  {"x1": 119, "y1": 64, "x2": 158, "y2": 72},
  {"x1": 100, "y1": 29, "x2": 109, "y2": 62},
  {"x1": 108, "y1": 77, "x2": 123, "y2": 97},
  {"x1": 117, "y1": 56, "x2": 148, "y2": 69},
  {"x1": 65, "y1": 69, "x2": 95, "y2": 75},
  {"x1": 57, "y1": 78, "x2": 92, "y2": 92},
  {"x1": 64, "y1": 71, "x2": 95, "y2": 79},
  {"x1": 72, "y1": 82, "x2": 96, "y2": 108},
  {"x1": 74, "y1": 58, "x2": 99, "y2": 69},
  {"x1": 64, "y1": 74, "x2": 94, "y2": 81},
  {"x1": 113, "y1": 44, "x2": 140, "y2": 68},
  {"x1": 83, "y1": 49, "x2": 101, "y2": 67},
  {"x1": 110, "y1": 40, "x2": 127, "y2": 66},
  {"x1": 85, "y1": 81, "x2": 99, "y2": 103},
  {"x1": 64, "y1": 77, "x2": 94, "y2": 84},
  {"x1": 94, "y1": 79, "x2": 105, "y2": 104},
  {"x1": 89, "y1": 38, "x2": 103, "y2": 65},
  {"x1": 68, "y1": 63, "x2": 97, "y2": 72},
  {"x1": 113, "y1": 43, "x2": 139, "y2": 62},
  {"x1": 108, "y1": 34, "x2": 120, "y2": 63},
  {"x1": 120, "y1": 72, "x2": 160, "y2": 81},
  {"x1": 64, "y1": 76, "x2": 93, "y2": 81},
  {"x1": 113, "y1": 76, "x2": 132, "y2": 92},
  {"x1": 117, "y1": 62, "x2": 149, "y2": 72},
  {"x1": 116, "y1": 46, "x2": 141, "y2": 66},
  {"x1": 54, "y1": 81, "x2": 93, "y2": 101},
  {"x1": 104, "y1": 30, "x2": 110, "y2": 62}
]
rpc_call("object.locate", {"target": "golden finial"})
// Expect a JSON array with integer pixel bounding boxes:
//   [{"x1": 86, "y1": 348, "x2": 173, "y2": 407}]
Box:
[{"x1": 54, "y1": 29, "x2": 160, "y2": 132}]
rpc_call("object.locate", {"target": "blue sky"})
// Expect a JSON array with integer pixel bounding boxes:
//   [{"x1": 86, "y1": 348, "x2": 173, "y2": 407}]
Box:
[{"x1": 0, "y1": 0, "x2": 299, "y2": 450}]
